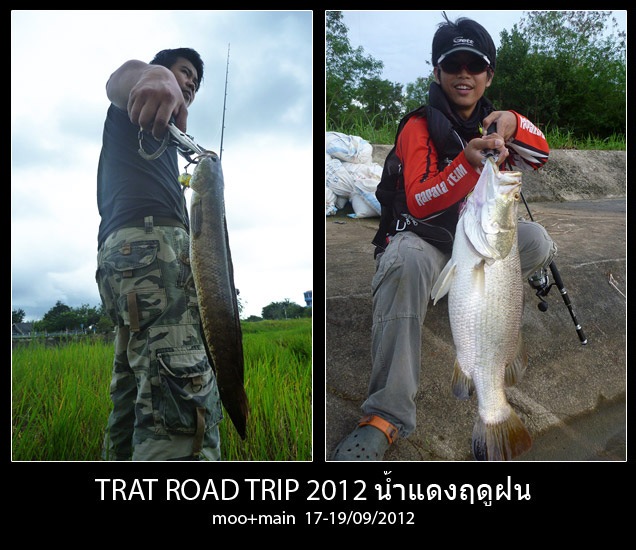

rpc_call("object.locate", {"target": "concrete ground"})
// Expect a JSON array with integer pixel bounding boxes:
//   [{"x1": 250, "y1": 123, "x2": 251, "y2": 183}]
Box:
[{"x1": 325, "y1": 149, "x2": 626, "y2": 462}]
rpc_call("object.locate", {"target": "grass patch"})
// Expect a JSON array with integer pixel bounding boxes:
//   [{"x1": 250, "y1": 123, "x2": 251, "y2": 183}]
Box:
[{"x1": 12, "y1": 318, "x2": 312, "y2": 462}]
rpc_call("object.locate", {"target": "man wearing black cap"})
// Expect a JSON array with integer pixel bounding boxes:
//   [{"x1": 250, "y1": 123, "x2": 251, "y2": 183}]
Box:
[{"x1": 331, "y1": 14, "x2": 556, "y2": 461}]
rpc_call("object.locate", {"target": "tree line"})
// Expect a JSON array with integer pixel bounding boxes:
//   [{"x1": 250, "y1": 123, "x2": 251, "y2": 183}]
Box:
[
  {"x1": 326, "y1": 10, "x2": 625, "y2": 140},
  {"x1": 12, "y1": 302, "x2": 109, "y2": 334},
  {"x1": 12, "y1": 297, "x2": 311, "y2": 333}
]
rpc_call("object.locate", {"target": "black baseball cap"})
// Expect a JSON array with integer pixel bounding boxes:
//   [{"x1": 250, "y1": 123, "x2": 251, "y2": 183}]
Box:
[{"x1": 432, "y1": 16, "x2": 496, "y2": 70}]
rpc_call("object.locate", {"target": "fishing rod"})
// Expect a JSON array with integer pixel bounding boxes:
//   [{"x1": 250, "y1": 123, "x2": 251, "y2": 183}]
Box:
[
  {"x1": 483, "y1": 123, "x2": 587, "y2": 345},
  {"x1": 219, "y1": 43, "x2": 230, "y2": 160},
  {"x1": 521, "y1": 193, "x2": 588, "y2": 345}
]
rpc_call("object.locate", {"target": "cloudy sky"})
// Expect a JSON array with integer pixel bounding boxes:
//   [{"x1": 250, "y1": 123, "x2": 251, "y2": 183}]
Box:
[
  {"x1": 11, "y1": 10, "x2": 313, "y2": 321},
  {"x1": 340, "y1": 10, "x2": 627, "y2": 86}
]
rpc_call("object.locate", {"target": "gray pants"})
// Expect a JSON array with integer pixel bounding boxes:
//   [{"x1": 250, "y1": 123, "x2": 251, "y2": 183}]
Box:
[{"x1": 362, "y1": 220, "x2": 556, "y2": 437}]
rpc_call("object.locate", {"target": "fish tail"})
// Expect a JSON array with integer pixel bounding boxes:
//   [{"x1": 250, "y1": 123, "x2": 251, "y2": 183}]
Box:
[
  {"x1": 225, "y1": 388, "x2": 250, "y2": 440},
  {"x1": 451, "y1": 360, "x2": 474, "y2": 400},
  {"x1": 472, "y1": 409, "x2": 532, "y2": 461},
  {"x1": 505, "y1": 334, "x2": 528, "y2": 386}
]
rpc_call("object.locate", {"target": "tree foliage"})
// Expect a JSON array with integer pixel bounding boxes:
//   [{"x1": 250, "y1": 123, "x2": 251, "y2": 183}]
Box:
[
  {"x1": 261, "y1": 299, "x2": 310, "y2": 320},
  {"x1": 32, "y1": 301, "x2": 110, "y2": 333},
  {"x1": 12, "y1": 308, "x2": 26, "y2": 323},
  {"x1": 326, "y1": 10, "x2": 625, "y2": 141},
  {"x1": 404, "y1": 76, "x2": 435, "y2": 114},
  {"x1": 489, "y1": 11, "x2": 626, "y2": 138},
  {"x1": 326, "y1": 11, "x2": 387, "y2": 128}
]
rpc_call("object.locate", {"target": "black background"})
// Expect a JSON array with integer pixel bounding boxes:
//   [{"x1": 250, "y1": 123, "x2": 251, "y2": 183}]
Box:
[{"x1": 9, "y1": 11, "x2": 631, "y2": 533}]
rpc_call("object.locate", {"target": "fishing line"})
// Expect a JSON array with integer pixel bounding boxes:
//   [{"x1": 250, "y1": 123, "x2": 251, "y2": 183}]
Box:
[{"x1": 219, "y1": 43, "x2": 230, "y2": 160}]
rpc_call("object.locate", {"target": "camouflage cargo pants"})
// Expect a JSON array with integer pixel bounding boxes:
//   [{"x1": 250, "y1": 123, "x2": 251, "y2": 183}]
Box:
[{"x1": 96, "y1": 217, "x2": 223, "y2": 460}]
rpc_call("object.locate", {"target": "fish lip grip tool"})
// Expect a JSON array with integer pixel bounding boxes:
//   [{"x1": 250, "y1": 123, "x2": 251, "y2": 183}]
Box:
[
  {"x1": 481, "y1": 123, "x2": 500, "y2": 162},
  {"x1": 138, "y1": 119, "x2": 211, "y2": 164},
  {"x1": 166, "y1": 123, "x2": 210, "y2": 163}
]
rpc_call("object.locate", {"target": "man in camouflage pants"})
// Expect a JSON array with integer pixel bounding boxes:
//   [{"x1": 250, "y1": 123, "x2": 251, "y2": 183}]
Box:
[{"x1": 95, "y1": 48, "x2": 223, "y2": 460}]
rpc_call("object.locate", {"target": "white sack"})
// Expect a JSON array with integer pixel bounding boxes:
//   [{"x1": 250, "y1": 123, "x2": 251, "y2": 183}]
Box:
[
  {"x1": 325, "y1": 157, "x2": 355, "y2": 198},
  {"x1": 342, "y1": 162, "x2": 383, "y2": 181},
  {"x1": 325, "y1": 131, "x2": 373, "y2": 164},
  {"x1": 325, "y1": 186, "x2": 338, "y2": 216},
  {"x1": 349, "y1": 179, "x2": 381, "y2": 218}
]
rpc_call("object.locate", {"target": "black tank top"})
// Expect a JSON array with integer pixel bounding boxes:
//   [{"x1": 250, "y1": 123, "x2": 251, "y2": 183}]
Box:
[{"x1": 96, "y1": 104, "x2": 189, "y2": 248}]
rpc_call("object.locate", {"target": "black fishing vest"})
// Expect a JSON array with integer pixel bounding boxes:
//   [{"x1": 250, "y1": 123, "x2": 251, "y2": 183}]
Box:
[{"x1": 372, "y1": 86, "x2": 493, "y2": 256}]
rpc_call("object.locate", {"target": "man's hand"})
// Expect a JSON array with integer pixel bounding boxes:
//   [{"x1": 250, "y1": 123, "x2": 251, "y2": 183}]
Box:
[
  {"x1": 127, "y1": 65, "x2": 188, "y2": 139},
  {"x1": 482, "y1": 111, "x2": 517, "y2": 143},
  {"x1": 464, "y1": 134, "x2": 509, "y2": 170},
  {"x1": 106, "y1": 60, "x2": 188, "y2": 140},
  {"x1": 463, "y1": 110, "x2": 519, "y2": 170}
]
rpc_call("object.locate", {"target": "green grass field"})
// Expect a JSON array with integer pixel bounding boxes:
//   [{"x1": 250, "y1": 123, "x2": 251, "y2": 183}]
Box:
[{"x1": 12, "y1": 318, "x2": 312, "y2": 462}]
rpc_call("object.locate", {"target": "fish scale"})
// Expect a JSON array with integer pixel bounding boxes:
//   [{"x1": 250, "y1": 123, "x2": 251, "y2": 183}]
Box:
[
  {"x1": 189, "y1": 153, "x2": 249, "y2": 439},
  {"x1": 432, "y1": 157, "x2": 531, "y2": 460}
]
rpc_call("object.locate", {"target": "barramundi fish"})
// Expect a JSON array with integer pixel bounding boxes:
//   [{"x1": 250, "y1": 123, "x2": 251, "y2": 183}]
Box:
[
  {"x1": 189, "y1": 152, "x2": 249, "y2": 439},
  {"x1": 431, "y1": 156, "x2": 531, "y2": 461}
]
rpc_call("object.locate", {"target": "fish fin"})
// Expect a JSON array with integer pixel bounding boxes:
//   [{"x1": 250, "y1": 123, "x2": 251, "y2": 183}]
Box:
[
  {"x1": 201, "y1": 324, "x2": 249, "y2": 440},
  {"x1": 211, "y1": 219, "x2": 250, "y2": 439},
  {"x1": 451, "y1": 359, "x2": 474, "y2": 400},
  {"x1": 472, "y1": 409, "x2": 532, "y2": 461},
  {"x1": 431, "y1": 260, "x2": 456, "y2": 305},
  {"x1": 471, "y1": 260, "x2": 486, "y2": 295},
  {"x1": 505, "y1": 334, "x2": 528, "y2": 386}
]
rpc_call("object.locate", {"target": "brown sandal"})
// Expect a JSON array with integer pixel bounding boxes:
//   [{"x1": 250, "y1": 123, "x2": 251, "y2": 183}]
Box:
[{"x1": 358, "y1": 414, "x2": 399, "y2": 444}]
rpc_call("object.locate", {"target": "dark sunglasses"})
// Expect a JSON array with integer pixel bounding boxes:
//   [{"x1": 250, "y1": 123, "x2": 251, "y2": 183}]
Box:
[{"x1": 439, "y1": 58, "x2": 489, "y2": 75}]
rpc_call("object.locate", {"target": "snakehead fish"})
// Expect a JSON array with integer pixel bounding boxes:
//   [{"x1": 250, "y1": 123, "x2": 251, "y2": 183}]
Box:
[
  {"x1": 431, "y1": 157, "x2": 531, "y2": 461},
  {"x1": 189, "y1": 152, "x2": 249, "y2": 439}
]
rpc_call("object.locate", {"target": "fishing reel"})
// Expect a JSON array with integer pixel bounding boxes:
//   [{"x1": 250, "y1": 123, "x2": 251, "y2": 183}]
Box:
[
  {"x1": 528, "y1": 268, "x2": 552, "y2": 312},
  {"x1": 527, "y1": 262, "x2": 587, "y2": 344}
]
